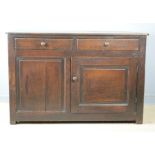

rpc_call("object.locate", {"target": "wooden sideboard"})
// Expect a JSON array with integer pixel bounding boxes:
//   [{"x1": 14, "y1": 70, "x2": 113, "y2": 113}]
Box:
[{"x1": 8, "y1": 33, "x2": 147, "y2": 124}]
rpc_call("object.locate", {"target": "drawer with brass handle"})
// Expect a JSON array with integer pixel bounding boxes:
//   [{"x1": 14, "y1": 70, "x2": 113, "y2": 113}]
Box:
[
  {"x1": 77, "y1": 39, "x2": 139, "y2": 51},
  {"x1": 15, "y1": 38, "x2": 73, "y2": 50}
]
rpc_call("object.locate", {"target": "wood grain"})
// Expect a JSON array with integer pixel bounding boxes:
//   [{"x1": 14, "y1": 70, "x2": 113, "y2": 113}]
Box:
[
  {"x1": 71, "y1": 57, "x2": 137, "y2": 113},
  {"x1": 8, "y1": 33, "x2": 147, "y2": 124},
  {"x1": 77, "y1": 39, "x2": 139, "y2": 51},
  {"x1": 15, "y1": 38, "x2": 73, "y2": 50}
]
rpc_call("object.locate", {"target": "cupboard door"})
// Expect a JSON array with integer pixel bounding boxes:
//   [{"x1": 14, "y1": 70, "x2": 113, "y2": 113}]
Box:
[
  {"x1": 16, "y1": 57, "x2": 70, "y2": 112},
  {"x1": 71, "y1": 57, "x2": 138, "y2": 113}
]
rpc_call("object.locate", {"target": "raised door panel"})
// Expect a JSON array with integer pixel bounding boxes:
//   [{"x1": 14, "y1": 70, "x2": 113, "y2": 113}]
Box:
[
  {"x1": 17, "y1": 60, "x2": 45, "y2": 111},
  {"x1": 82, "y1": 68, "x2": 127, "y2": 103},
  {"x1": 16, "y1": 57, "x2": 69, "y2": 112},
  {"x1": 71, "y1": 57, "x2": 138, "y2": 113}
]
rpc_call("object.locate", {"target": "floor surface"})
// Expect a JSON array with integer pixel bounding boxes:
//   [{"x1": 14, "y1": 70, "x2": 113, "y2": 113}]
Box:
[
  {"x1": 0, "y1": 102, "x2": 155, "y2": 155},
  {"x1": 143, "y1": 104, "x2": 155, "y2": 123}
]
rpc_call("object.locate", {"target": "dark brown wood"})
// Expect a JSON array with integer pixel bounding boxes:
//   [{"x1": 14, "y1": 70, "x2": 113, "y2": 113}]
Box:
[
  {"x1": 16, "y1": 111, "x2": 136, "y2": 122},
  {"x1": 71, "y1": 57, "x2": 137, "y2": 113},
  {"x1": 8, "y1": 33, "x2": 147, "y2": 124},
  {"x1": 8, "y1": 34, "x2": 17, "y2": 124},
  {"x1": 16, "y1": 57, "x2": 68, "y2": 112},
  {"x1": 77, "y1": 39, "x2": 139, "y2": 51},
  {"x1": 15, "y1": 38, "x2": 73, "y2": 50},
  {"x1": 136, "y1": 36, "x2": 147, "y2": 124}
]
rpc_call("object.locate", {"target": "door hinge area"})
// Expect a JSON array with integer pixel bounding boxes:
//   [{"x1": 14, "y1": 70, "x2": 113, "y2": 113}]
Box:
[
  {"x1": 137, "y1": 64, "x2": 139, "y2": 74},
  {"x1": 135, "y1": 96, "x2": 138, "y2": 104},
  {"x1": 134, "y1": 96, "x2": 138, "y2": 112}
]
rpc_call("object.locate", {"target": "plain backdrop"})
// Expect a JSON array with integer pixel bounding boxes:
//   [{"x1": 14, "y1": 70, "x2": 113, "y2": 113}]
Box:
[
  {"x1": 0, "y1": 0, "x2": 155, "y2": 103},
  {"x1": 0, "y1": 0, "x2": 155, "y2": 155}
]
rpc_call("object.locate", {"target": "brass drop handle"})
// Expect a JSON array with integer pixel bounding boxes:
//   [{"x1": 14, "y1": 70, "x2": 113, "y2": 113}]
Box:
[
  {"x1": 104, "y1": 41, "x2": 110, "y2": 47},
  {"x1": 40, "y1": 41, "x2": 47, "y2": 47},
  {"x1": 72, "y1": 76, "x2": 78, "y2": 81}
]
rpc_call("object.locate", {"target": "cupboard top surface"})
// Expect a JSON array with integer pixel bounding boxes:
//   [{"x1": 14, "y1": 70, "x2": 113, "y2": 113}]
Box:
[{"x1": 7, "y1": 32, "x2": 149, "y2": 36}]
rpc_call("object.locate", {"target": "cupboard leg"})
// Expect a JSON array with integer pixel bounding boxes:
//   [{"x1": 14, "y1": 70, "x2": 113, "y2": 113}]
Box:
[
  {"x1": 10, "y1": 119, "x2": 16, "y2": 125},
  {"x1": 136, "y1": 117, "x2": 143, "y2": 124}
]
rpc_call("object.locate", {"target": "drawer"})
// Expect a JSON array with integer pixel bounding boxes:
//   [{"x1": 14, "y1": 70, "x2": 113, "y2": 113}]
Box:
[
  {"x1": 15, "y1": 38, "x2": 73, "y2": 50},
  {"x1": 77, "y1": 39, "x2": 139, "y2": 51}
]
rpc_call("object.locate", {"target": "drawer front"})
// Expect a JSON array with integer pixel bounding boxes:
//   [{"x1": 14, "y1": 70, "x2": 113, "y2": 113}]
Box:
[
  {"x1": 15, "y1": 38, "x2": 73, "y2": 50},
  {"x1": 77, "y1": 39, "x2": 139, "y2": 51}
]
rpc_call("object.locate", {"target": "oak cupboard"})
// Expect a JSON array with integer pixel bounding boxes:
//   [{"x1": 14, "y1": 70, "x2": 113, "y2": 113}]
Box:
[{"x1": 8, "y1": 33, "x2": 147, "y2": 124}]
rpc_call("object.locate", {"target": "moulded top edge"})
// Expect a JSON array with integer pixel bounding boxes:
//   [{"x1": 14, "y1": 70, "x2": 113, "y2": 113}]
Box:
[{"x1": 6, "y1": 32, "x2": 149, "y2": 36}]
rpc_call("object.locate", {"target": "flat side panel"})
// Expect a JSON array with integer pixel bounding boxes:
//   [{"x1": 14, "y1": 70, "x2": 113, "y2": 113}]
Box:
[
  {"x1": 136, "y1": 36, "x2": 147, "y2": 123},
  {"x1": 15, "y1": 38, "x2": 73, "y2": 50},
  {"x1": 8, "y1": 34, "x2": 17, "y2": 124},
  {"x1": 18, "y1": 60, "x2": 46, "y2": 111},
  {"x1": 45, "y1": 59, "x2": 64, "y2": 112}
]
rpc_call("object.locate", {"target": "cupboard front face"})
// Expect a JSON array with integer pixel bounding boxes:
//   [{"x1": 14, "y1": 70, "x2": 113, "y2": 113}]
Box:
[
  {"x1": 71, "y1": 57, "x2": 138, "y2": 114},
  {"x1": 16, "y1": 57, "x2": 138, "y2": 115},
  {"x1": 8, "y1": 33, "x2": 146, "y2": 124},
  {"x1": 16, "y1": 57, "x2": 70, "y2": 113}
]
